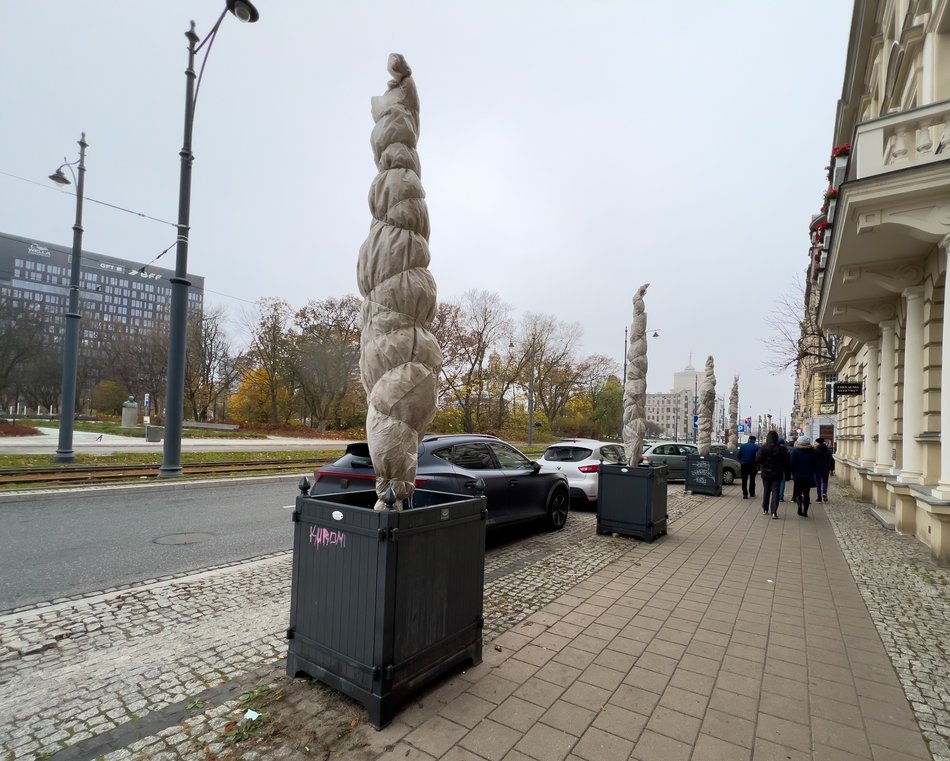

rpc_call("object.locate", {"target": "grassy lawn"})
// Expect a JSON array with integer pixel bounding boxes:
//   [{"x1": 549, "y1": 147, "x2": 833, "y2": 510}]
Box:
[
  {"x1": 23, "y1": 419, "x2": 265, "y2": 439},
  {"x1": 0, "y1": 449, "x2": 346, "y2": 470}
]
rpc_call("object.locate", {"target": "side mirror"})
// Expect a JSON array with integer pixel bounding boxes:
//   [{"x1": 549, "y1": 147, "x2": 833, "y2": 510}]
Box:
[
  {"x1": 531, "y1": 461, "x2": 541, "y2": 474},
  {"x1": 298, "y1": 476, "x2": 311, "y2": 496}
]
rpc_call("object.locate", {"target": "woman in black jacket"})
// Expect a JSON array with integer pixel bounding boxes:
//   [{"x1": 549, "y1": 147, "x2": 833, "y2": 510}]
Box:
[
  {"x1": 813, "y1": 437, "x2": 835, "y2": 502},
  {"x1": 790, "y1": 437, "x2": 817, "y2": 517},
  {"x1": 755, "y1": 430, "x2": 790, "y2": 519}
]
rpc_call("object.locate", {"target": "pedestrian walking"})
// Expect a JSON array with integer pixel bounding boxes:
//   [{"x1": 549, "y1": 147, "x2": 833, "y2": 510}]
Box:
[
  {"x1": 777, "y1": 438, "x2": 789, "y2": 501},
  {"x1": 790, "y1": 437, "x2": 817, "y2": 517},
  {"x1": 737, "y1": 435, "x2": 759, "y2": 499},
  {"x1": 814, "y1": 437, "x2": 834, "y2": 502},
  {"x1": 756, "y1": 430, "x2": 789, "y2": 519}
]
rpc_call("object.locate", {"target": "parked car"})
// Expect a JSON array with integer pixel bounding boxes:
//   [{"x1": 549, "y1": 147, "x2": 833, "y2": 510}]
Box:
[
  {"x1": 639, "y1": 441, "x2": 740, "y2": 484},
  {"x1": 311, "y1": 434, "x2": 570, "y2": 530},
  {"x1": 538, "y1": 439, "x2": 626, "y2": 507}
]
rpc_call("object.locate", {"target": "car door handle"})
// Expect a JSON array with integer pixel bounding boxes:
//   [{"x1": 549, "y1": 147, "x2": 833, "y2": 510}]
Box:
[
  {"x1": 509, "y1": 480, "x2": 518, "y2": 486},
  {"x1": 464, "y1": 480, "x2": 477, "y2": 489}
]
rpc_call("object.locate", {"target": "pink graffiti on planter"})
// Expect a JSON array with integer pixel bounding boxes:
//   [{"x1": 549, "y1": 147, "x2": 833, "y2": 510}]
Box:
[{"x1": 310, "y1": 525, "x2": 346, "y2": 549}]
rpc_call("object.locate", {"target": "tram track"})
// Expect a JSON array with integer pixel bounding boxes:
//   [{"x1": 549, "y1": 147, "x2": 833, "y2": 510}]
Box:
[{"x1": 0, "y1": 457, "x2": 334, "y2": 488}]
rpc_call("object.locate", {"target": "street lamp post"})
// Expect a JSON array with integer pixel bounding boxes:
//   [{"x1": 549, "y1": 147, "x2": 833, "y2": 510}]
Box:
[
  {"x1": 50, "y1": 133, "x2": 88, "y2": 464},
  {"x1": 159, "y1": 1, "x2": 259, "y2": 478},
  {"x1": 527, "y1": 344, "x2": 536, "y2": 447}
]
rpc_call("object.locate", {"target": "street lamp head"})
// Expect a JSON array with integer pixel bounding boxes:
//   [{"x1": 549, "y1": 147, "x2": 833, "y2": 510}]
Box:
[
  {"x1": 49, "y1": 167, "x2": 71, "y2": 186},
  {"x1": 226, "y1": 0, "x2": 259, "y2": 22}
]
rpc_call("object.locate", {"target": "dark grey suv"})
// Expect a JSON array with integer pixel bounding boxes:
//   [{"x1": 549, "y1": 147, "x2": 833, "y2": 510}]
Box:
[{"x1": 311, "y1": 434, "x2": 570, "y2": 530}]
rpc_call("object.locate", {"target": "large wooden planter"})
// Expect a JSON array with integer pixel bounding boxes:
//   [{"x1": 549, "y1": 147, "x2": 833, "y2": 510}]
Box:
[
  {"x1": 685, "y1": 453, "x2": 723, "y2": 496},
  {"x1": 596, "y1": 463, "x2": 668, "y2": 541},
  {"x1": 286, "y1": 488, "x2": 486, "y2": 729}
]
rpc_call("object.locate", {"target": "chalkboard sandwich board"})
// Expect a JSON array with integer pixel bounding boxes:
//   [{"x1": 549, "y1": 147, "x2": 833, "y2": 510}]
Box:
[{"x1": 685, "y1": 453, "x2": 723, "y2": 496}]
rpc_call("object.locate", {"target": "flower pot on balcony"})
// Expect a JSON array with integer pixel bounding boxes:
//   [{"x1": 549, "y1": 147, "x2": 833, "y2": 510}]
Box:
[
  {"x1": 286, "y1": 487, "x2": 486, "y2": 729},
  {"x1": 832, "y1": 154, "x2": 848, "y2": 187},
  {"x1": 596, "y1": 463, "x2": 668, "y2": 541}
]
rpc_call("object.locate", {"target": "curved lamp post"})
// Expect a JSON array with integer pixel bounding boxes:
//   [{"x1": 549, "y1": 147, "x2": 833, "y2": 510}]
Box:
[
  {"x1": 50, "y1": 133, "x2": 88, "y2": 464},
  {"x1": 159, "y1": 0, "x2": 259, "y2": 477}
]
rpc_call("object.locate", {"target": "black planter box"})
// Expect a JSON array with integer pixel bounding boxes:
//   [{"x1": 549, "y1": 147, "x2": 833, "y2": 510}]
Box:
[
  {"x1": 685, "y1": 453, "x2": 723, "y2": 496},
  {"x1": 596, "y1": 463, "x2": 668, "y2": 541},
  {"x1": 286, "y1": 488, "x2": 486, "y2": 729}
]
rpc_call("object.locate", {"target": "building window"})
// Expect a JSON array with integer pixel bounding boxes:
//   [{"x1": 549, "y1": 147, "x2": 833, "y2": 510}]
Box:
[{"x1": 823, "y1": 373, "x2": 837, "y2": 403}]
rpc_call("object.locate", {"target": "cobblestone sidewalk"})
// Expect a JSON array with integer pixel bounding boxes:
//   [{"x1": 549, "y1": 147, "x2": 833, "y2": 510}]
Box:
[
  {"x1": 0, "y1": 489, "x2": 705, "y2": 761},
  {"x1": 824, "y1": 483, "x2": 950, "y2": 761}
]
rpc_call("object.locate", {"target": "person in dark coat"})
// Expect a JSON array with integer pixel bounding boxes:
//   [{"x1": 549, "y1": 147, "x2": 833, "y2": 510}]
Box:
[
  {"x1": 790, "y1": 437, "x2": 817, "y2": 516},
  {"x1": 736, "y1": 435, "x2": 759, "y2": 499},
  {"x1": 777, "y1": 438, "x2": 789, "y2": 501},
  {"x1": 755, "y1": 430, "x2": 790, "y2": 519},
  {"x1": 813, "y1": 437, "x2": 835, "y2": 502}
]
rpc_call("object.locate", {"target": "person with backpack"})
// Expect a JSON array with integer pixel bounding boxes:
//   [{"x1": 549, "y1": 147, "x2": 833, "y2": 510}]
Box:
[
  {"x1": 755, "y1": 430, "x2": 790, "y2": 519},
  {"x1": 790, "y1": 437, "x2": 818, "y2": 517},
  {"x1": 814, "y1": 437, "x2": 835, "y2": 502}
]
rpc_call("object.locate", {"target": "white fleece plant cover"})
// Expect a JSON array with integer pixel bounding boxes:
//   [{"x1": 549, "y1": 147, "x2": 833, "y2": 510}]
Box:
[
  {"x1": 728, "y1": 375, "x2": 739, "y2": 453},
  {"x1": 622, "y1": 284, "x2": 649, "y2": 464},
  {"x1": 698, "y1": 355, "x2": 716, "y2": 456},
  {"x1": 357, "y1": 54, "x2": 440, "y2": 511}
]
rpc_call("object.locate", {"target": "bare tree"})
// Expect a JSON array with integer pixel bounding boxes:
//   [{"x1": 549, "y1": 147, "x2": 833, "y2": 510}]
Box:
[
  {"x1": 290, "y1": 295, "x2": 362, "y2": 430},
  {"x1": 763, "y1": 275, "x2": 837, "y2": 373},
  {"x1": 520, "y1": 313, "x2": 584, "y2": 425},
  {"x1": 432, "y1": 290, "x2": 513, "y2": 432},
  {"x1": 184, "y1": 306, "x2": 243, "y2": 422},
  {"x1": 0, "y1": 296, "x2": 49, "y2": 411},
  {"x1": 102, "y1": 330, "x2": 168, "y2": 418}
]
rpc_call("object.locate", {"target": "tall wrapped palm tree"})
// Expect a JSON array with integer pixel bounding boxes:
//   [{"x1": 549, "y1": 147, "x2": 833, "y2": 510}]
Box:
[
  {"x1": 622, "y1": 284, "x2": 649, "y2": 464},
  {"x1": 358, "y1": 54, "x2": 440, "y2": 510},
  {"x1": 698, "y1": 356, "x2": 716, "y2": 455}
]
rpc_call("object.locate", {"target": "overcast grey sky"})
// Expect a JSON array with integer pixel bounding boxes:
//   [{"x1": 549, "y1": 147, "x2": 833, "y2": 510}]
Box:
[{"x1": 0, "y1": 1, "x2": 852, "y2": 429}]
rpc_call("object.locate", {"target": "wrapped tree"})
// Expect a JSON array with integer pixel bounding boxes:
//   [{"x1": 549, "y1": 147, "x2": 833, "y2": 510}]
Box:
[
  {"x1": 358, "y1": 54, "x2": 440, "y2": 510},
  {"x1": 728, "y1": 376, "x2": 739, "y2": 453},
  {"x1": 622, "y1": 284, "x2": 649, "y2": 464},
  {"x1": 698, "y1": 355, "x2": 716, "y2": 455}
]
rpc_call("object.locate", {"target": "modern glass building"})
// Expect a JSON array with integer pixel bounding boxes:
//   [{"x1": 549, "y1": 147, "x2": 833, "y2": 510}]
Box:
[{"x1": 0, "y1": 231, "x2": 204, "y2": 355}]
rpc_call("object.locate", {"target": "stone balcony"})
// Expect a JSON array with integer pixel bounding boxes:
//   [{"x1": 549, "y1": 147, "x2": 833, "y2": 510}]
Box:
[{"x1": 849, "y1": 98, "x2": 950, "y2": 181}]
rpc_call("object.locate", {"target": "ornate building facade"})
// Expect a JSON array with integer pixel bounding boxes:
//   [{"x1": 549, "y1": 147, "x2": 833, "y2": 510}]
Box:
[{"x1": 814, "y1": 0, "x2": 950, "y2": 563}]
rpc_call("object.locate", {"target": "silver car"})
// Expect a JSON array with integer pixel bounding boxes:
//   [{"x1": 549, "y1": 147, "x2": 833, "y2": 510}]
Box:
[
  {"x1": 640, "y1": 441, "x2": 739, "y2": 484},
  {"x1": 539, "y1": 439, "x2": 626, "y2": 506}
]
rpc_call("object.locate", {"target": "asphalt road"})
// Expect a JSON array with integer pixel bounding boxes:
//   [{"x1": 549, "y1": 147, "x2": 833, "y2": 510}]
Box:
[{"x1": 0, "y1": 475, "x2": 308, "y2": 611}]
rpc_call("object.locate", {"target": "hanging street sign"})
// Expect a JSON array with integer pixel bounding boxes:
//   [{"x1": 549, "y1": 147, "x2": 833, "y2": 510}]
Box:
[{"x1": 834, "y1": 381, "x2": 863, "y2": 396}]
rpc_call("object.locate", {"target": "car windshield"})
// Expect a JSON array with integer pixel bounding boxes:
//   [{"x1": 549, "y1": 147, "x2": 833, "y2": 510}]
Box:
[{"x1": 543, "y1": 446, "x2": 593, "y2": 462}]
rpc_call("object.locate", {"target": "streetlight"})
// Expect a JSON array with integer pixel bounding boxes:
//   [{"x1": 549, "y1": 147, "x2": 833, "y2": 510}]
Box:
[
  {"x1": 50, "y1": 133, "x2": 88, "y2": 464},
  {"x1": 159, "y1": 1, "x2": 259, "y2": 478}
]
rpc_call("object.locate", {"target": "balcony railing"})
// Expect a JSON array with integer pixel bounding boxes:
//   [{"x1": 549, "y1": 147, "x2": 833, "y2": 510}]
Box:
[{"x1": 849, "y1": 99, "x2": 950, "y2": 181}]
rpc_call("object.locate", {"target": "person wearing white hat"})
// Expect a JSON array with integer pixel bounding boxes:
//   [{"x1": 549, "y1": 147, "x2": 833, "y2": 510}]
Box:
[{"x1": 789, "y1": 437, "x2": 817, "y2": 517}]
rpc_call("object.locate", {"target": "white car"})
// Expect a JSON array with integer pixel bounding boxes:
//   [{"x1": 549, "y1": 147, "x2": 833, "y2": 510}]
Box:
[{"x1": 539, "y1": 439, "x2": 627, "y2": 506}]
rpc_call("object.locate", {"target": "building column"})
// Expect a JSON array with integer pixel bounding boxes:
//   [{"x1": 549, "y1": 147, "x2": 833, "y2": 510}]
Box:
[
  {"x1": 862, "y1": 342, "x2": 879, "y2": 468},
  {"x1": 876, "y1": 322, "x2": 897, "y2": 473},
  {"x1": 933, "y1": 236, "x2": 950, "y2": 498},
  {"x1": 899, "y1": 287, "x2": 925, "y2": 483}
]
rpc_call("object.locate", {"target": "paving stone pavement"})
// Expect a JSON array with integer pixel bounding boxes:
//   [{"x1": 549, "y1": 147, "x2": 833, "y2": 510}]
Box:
[{"x1": 2, "y1": 481, "x2": 947, "y2": 760}]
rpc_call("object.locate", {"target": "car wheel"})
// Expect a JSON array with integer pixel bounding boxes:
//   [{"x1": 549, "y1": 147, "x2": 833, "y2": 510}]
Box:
[
  {"x1": 722, "y1": 468, "x2": 736, "y2": 485},
  {"x1": 546, "y1": 486, "x2": 570, "y2": 530}
]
